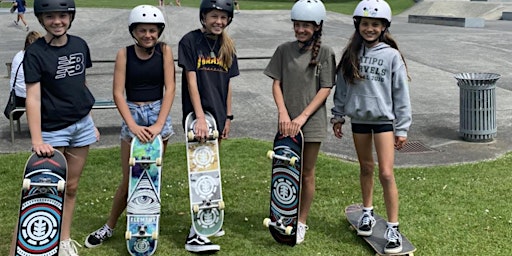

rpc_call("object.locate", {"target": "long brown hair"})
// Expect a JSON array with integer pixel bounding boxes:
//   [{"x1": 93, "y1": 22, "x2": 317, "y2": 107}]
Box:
[
  {"x1": 308, "y1": 24, "x2": 323, "y2": 66},
  {"x1": 336, "y1": 28, "x2": 410, "y2": 84},
  {"x1": 219, "y1": 30, "x2": 236, "y2": 68}
]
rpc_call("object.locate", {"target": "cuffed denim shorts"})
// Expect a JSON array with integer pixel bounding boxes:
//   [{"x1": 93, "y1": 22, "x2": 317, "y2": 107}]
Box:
[
  {"x1": 42, "y1": 115, "x2": 97, "y2": 147},
  {"x1": 120, "y1": 100, "x2": 174, "y2": 142}
]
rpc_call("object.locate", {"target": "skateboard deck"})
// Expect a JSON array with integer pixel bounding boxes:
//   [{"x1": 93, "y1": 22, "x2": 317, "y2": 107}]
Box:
[
  {"x1": 345, "y1": 204, "x2": 416, "y2": 256},
  {"x1": 263, "y1": 131, "x2": 303, "y2": 246},
  {"x1": 10, "y1": 5, "x2": 16, "y2": 13},
  {"x1": 125, "y1": 135, "x2": 163, "y2": 256},
  {"x1": 15, "y1": 151, "x2": 67, "y2": 256},
  {"x1": 185, "y1": 111, "x2": 224, "y2": 237}
]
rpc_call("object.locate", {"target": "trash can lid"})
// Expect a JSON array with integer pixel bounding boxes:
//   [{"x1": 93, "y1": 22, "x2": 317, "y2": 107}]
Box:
[{"x1": 454, "y1": 72, "x2": 501, "y2": 87}]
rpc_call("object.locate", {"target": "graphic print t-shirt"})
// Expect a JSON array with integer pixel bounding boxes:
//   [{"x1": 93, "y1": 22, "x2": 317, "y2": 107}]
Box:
[
  {"x1": 24, "y1": 35, "x2": 95, "y2": 131},
  {"x1": 178, "y1": 29, "x2": 239, "y2": 132}
]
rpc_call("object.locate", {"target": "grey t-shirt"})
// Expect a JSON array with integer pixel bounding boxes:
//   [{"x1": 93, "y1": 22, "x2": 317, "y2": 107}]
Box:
[{"x1": 264, "y1": 41, "x2": 335, "y2": 142}]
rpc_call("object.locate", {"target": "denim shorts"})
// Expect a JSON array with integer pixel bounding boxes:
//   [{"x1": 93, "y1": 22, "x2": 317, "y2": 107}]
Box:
[
  {"x1": 351, "y1": 123, "x2": 394, "y2": 134},
  {"x1": 120, "y1": 100, "x2": 174, "y2": 142},
  {"x1": 42, "y1": 115, "x2": 97, "y2": 147}
]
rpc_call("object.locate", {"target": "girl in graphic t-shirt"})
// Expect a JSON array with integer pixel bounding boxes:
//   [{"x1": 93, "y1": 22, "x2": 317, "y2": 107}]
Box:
[
  {"x1": 178, "y1": 0, "x2": 239, "y2": 253},
  {"x1": 10, "y1": 0, "x2": 99, "y2": 255},
  {"x1": 331, "y1": 0, "x2": 412, "y2": 254},
  {"x1": 263, "y1": 0, "x2": 335, "y2": 245}
]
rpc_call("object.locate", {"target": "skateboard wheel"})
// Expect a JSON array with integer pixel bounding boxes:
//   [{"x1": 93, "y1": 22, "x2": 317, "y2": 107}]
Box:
[
  {"x1": 212, "y1": 130, "x2": 219, "y2": 139},
  {"x1": 284, "y1": 226, "x2": 293, "y2": 235},
  {"x1": 57, "y1": 180, "x2": 66, "y2": 192},
  {"x1": 125, "y1": 231, "x2": 131, "y2": 240},
  {"x1": 129, "y1": 157, "x2": 135, "y2": 166},
  {"x1": 187, "y1": 131, "x2": 195, "y2": 141},
  {"x1": 266, "y1": 150, "x2": 275, "y2": 159},
  {"x1": 263, "y1": 218, "x2": 271, "y2": 227},
  {"x1": 289, "y1": 156, "x2": 297, "y2": 166},
  {"x1": 22, "y1": 179, "x2": 31, "y2": 191},
  {"x1": 156, "y1": 157, "x2": 162, "y2": 166},
  {"x1": 152, "y1": 232, "x2": 158, "y2": 240},
  {"x1": 193, "y1": 204, "x2": 199, "y2": 213},
  {"x1": 218, "y1": 201, "x2": 225, "y2": 210}
]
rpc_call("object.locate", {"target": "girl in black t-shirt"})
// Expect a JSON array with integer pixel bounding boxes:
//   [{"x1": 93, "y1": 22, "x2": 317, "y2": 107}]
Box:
[
  {"x1": 178, "y1": 0, "x2": 239, "y2": 253},
  {"x1": 10, "y1": 0, "x2": 99, "y2": 255}
]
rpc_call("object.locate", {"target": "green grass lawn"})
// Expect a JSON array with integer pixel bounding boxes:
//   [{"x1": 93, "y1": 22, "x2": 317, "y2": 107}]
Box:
[{"x1": 2, "y1": 138, "x2": 512, "y2": 255}]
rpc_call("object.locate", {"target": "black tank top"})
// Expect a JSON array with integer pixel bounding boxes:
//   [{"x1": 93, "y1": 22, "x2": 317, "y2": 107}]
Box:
[{"x1": 125, "y1": 43, "x2": 164, "y2": 102}]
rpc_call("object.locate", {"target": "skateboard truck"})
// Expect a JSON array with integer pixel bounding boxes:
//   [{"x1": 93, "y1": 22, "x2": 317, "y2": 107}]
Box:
[
  {"x1": 22, "y1": 177, "x2": 66, "y2": 192},
  {"x1": 187, "y1": 130, "x2": 219, "y2": 142},
  {"x1": 266, "y1": 150, "x2": 298, "y2": 166},
  {"x1": 128, "y1": 156, "x2": 162, "y2": 167},
  {"x1": 263, "y1": 217, "x2": 293, "y2": 235},
  {"x1": 125, "y1": 225, "x2": 158, "y2": 240},
  {"x1": 193, "y1": 200, "x2": 225, "y2": 213}
]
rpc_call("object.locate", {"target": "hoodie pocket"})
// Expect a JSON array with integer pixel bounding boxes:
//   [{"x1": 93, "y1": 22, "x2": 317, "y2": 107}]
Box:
[{"x1": 346, "y1": 94, "x2": 386, "y2": 121}]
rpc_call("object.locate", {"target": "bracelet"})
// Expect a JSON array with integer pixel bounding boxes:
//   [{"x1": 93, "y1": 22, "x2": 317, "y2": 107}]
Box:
[
  {"x1": 330, "y1": 116, "x2": 345, "y2": 125},
  {"x1": 227, "y1": 115, "x2": 234, "y2": 120}
]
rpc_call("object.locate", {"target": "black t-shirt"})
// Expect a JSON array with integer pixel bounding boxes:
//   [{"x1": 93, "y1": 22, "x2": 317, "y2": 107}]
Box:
[
  {"x1": 125, "y1": 43, "x2": 164, "y2": 102},
  {"x1": 24, "y1": 35, "x2": 95, "y2": 131},
  {"x1": 178, "y1": 29, "x2": 239, "y2": 132}
]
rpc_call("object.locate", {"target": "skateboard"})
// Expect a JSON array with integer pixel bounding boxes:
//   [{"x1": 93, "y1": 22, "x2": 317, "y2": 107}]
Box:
[
  {"x1": 185, "y1": 111, "x2": 224, "y2": 237},
  {"x1": 125, "y1": 135, "x2": 163, "y2": 256},
  {"x1": 263, "y1": 131, "x2": 303, "y2": 246},
  {"x1": 15, "y1": 151, "x2": 67, "y2": 256},
  {"x1": 345, "y1": 204, "x2": 416, "y2": 256},
  {"x1": 10, "y1": 5, "x2": 16, "y2": 13}
]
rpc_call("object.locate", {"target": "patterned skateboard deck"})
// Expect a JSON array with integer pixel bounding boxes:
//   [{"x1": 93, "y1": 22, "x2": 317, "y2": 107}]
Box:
[
  {"x1": 263, "y1": 131, "x2": 303, "y2": 246},
  {"x1": 345, "y1": 204, "x2": 416, "y2": 256},
  {"x1": 15, "y1": 151, "x2": 67, "y2": 256},
  {"x1": 125, "y1": 135, "x2": 163, "y2": 256},
  {"x1": 185, "y1": 112, "x2": 224, "y2": 237}
]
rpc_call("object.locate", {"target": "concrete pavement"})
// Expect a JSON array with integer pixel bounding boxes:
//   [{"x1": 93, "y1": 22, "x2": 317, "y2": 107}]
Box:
[{"x1": 1, "y1": 2, "x2": 512, "y2": 167}]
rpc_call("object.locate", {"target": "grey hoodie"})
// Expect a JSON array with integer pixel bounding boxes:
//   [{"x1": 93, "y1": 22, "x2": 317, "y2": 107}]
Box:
[{"x1": 331, "y1": 42, "x2": 412, "y2": 137}]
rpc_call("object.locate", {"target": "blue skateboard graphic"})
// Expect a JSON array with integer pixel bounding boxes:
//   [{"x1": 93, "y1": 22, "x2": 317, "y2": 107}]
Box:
[
  {"x1": 263, "y1": 131, "x2": 303, "y2": 246},
  {"x1": 125, "y1": 135, "x2": 163, "y2": 256},
  {"x1": 15, "y1": 151, "x2": 67, "y2": 256}
]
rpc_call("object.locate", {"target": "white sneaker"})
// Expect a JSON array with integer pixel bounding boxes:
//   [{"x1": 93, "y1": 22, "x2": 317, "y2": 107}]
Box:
[
  {"x1": 59, "y1": 239, "x2": 81, "y2": 256},
  {"x1": 296, "y1": 222, "x2": 309, "y2": 244}
]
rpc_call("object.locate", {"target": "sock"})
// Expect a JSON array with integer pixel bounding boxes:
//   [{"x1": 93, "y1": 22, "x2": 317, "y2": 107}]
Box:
[
  {"x1": 387, "y1": 222, "x2": 399, "y2": 230},
  {"x1": 188, "y1": 225, "x2": 196, "y2": 237},
  {"x1": 362, "y1": 206, "x2": 373, "y2": 215},
  {"x1": 104, "y1": 223, "x2": 113, "y2": 231}
]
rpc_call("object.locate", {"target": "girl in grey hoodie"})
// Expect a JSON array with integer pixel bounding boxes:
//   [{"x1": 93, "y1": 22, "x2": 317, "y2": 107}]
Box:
[{"x1": 331, "y1": 0, "x2": 411, "y2": 254}]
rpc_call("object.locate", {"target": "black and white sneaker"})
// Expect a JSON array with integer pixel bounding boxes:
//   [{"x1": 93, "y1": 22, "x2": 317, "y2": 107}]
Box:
[
  {"x1": 84, "y1": 224, "x2": 113, "y2": 248},
  {"x1": 357, "y1": 211, "x2": 376, "y2": 236},
  {"x1": 185, "y1": 234, "x2": 220, "y2": 253},
  {"x1": 384, "y1": 226, "x2": 403, "y2": 254}
]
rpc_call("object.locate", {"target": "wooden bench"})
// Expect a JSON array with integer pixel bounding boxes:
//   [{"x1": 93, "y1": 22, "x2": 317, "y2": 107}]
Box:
[
  {"x1": 408, "y1": 15, "x2": 485, "y2": 28},
  {"x1": 9, "y1": 99, "x2": 116, "y2": 144}
]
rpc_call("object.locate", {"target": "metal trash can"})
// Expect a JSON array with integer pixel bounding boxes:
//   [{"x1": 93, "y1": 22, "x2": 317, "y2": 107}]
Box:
[{"x1": 454, "y1": 72, "x2": 501, "y2": 142}]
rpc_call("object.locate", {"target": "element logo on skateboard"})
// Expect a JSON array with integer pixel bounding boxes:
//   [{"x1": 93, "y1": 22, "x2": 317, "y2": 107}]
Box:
[{"x1": 16, "y1": 152, "x2": 67, "y2": 255}]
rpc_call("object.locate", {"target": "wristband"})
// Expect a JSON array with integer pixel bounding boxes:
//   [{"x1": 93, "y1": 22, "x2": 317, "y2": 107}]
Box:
[{"x1": 330, "y1": 116, "x2": 345, "y2": 125}]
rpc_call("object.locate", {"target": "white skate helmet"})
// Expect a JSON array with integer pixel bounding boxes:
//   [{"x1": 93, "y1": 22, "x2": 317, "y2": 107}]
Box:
[
  {"x1": 291, "y1": 0, "x2": 326, "y2": 26},
  {"x1": 353, "y1": 0, "x2": 392, "y2": 27},
  {"x1": 128, "y1": 5, "x2": 166, "y2": 37}
]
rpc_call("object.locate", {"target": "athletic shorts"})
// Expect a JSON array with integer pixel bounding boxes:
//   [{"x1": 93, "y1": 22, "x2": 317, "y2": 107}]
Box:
[
  {"x1": 351, "y1": 123, "x2": 393, "y2": 134},
  {"x1": 42, "y1": 115, "x2": 97, "y2": 147},
  {"x1": 120, "y1": 100, "x2": 174, "y2": 142}
]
